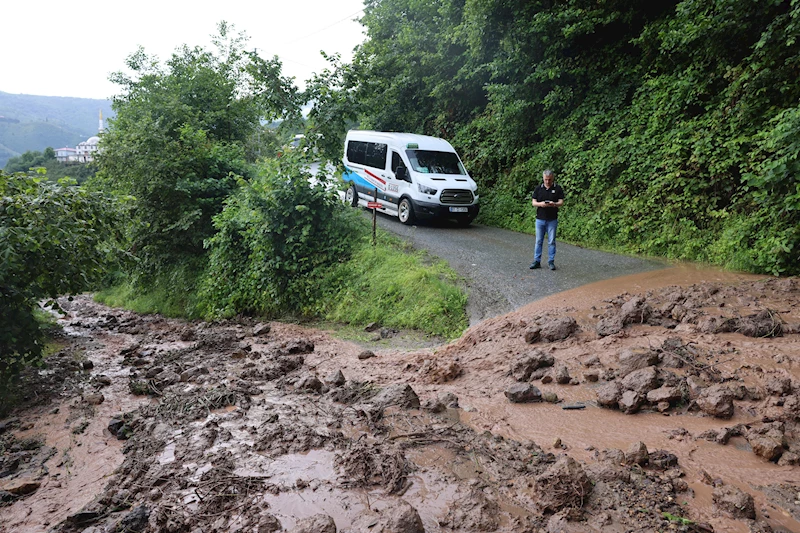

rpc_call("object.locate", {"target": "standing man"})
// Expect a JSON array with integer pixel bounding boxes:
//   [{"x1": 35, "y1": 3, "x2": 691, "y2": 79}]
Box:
[{"x1": 530, "y1": 169, "x2": 565, "y2": 270}]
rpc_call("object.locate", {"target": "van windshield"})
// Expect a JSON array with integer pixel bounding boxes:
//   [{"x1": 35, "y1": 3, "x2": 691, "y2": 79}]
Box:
[{"x1": 405, "y1": 150, "x2": 466, "y2": 175}]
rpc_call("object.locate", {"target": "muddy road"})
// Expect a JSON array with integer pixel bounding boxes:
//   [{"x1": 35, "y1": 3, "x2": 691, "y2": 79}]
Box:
[
  {"x1": 1, "y1": 270, "x2": 800, "y2": 533},
  {"x1": 370, "y1": 214, "x2": 666, "y2": 325}
]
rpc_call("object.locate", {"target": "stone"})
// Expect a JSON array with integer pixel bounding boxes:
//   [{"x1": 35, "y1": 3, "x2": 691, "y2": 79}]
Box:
[
  {"x1": 358, "y1": 350, "x2": 376, "y2": 360},
  {"x1": 696, "y1": 385, "x2": 735, "y2": 419},
  {"x1": 618, "y1": 390, "x2": 643, "y2": 414},
  {"x1": 583, "y1": 371, "x2": 599, "y2": 382},
  {"x1": 505, "y1": 384, "x2": 543, "y2": 403},
  {"x1": 620, "y1": 366, "x2": 660, "y2": 395},
  {"x1": 372, "y1": 384, "x2": 420, "y2": 409},
  {"x1": 84, "y1": 393, "x2": 105, "y2": 405},
  {"x1": 289, "y1": 513, "x2": 337, "y2": 533},
  {"x1": 510, "y1": 350, "x2": 554, "y2": 381},
  {"x1": 555, "y1": 365, "x2": 571, "y2": 385},
  {"x1": 524, "y1": 327, "x2": 541, "y2": 343},
  {"x1": 116, "y1": 505, "x2": 149, "y2": 533},
  {"x1": 648, "y1": 450, "x2": 678, "y2": 470},
  {"x1": 746, "y1": 424, "x2": 786, "y2": 462},
  {"x1": 252, "y1": 323, "x2": 271, "y2": 336},
  {"x1": 617, "y1": 348, "x2": 659, "y2": 377},
  {"x1": 82, "y1": 360, "x2": 94, "y2": 370},
  {"x1": 535, "y1": 457, "x2": 592, "y2": 512},
  {"x1": 596, "y1": 316, "x2": 623, "y2": 337},
  {"x1": 624, "y1": 441, "x2": 649, "y2": 466},
  {"x1": 646, "y1": 385, "x2": 683, "y2": 405},
  {"x1": 595, "y1": 382, "x2": 623, "y2": 408},
  {"x1": 326, "y1": 370, "x2": 346, "y2": 387},
  {"x1": 540, "y1": 317, "x2": 579, "y2": 342},
  {"x1": 439, "y1": 392, "x2": 459, "y2": 408},
  {"x1": 620, "y1": 296, "x2": 651, "y2": 325},
  {"x1": 296, "y1": 374, "x2": 324, "y2": 393},
  {"x1": 370, "y1": 500, "x2": 424, "y2": 533},
  {"x1": 712, "y1": 485, "x2": 756, "y2": 519}
]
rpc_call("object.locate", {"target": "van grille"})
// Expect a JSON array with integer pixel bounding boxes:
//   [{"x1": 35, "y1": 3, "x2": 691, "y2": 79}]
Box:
[{"x1": 440, "y1": 189, "x2": 474, "y2": 204}]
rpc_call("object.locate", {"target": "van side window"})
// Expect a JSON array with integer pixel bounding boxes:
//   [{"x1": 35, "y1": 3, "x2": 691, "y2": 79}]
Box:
[
  {"x1": 347, "y1": 140, "x2": 387, "y2": 170},
  {"x1": 391, "y1": 151, "x2": 405, "y2": 174}
]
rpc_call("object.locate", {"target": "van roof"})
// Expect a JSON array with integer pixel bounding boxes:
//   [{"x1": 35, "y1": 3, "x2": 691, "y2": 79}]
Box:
[{"x1": 345, "y1": 130, "x2": 455, "y2": 152}]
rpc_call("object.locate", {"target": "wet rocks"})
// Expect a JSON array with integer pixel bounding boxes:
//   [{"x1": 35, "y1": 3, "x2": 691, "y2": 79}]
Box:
[
  {"x1": 116, "y1": 504, "x2": 149, "y2": 532},
  {"x1": 712, "y1": 484, "x2": 756, "y2": 519},
  {"x1": 372, "y1": 384, "x2": 420, "y2": 409},
  {"x1": 624, "y1": 441, "x2": 649, "y2": 466},
  {"x1": 620, "y1": 366, "x2": 660, "y2": 395},
  {"x1": 540, "y1": 317, "x2": 580, "y2": 342},
  {"x1": 358, "y1": 350, "x2": 376, "y2": 360},
  {"x1": 370, "y1": 500, "x2": 424, "y2": 533},
  {"x1": 746, "y1": 424, "x2": 787, "y2": 462},
  {"x1": 617, "y1": 348, "x2": 659, "y2": 377},
  {"x1": 290, "y1": 513, "x2": 337, "y2": 533},
  {"x1": 618, "y1": 390, "x2": 644, "y2": 414},
  {"x1": 595, "y1": 382, "x2": 623, "y2": 408},
  {"x1": 511, "y1": 350, "x2": 555, "y2": 381},
  {"x1": 696, "y1": 385, "x2": 735, "y2": 419},
  {"x1": 83, "y1": 393, "x2": 105, "y2": 405},
  {"x1": 252, "y1": 323, "x2": 271, "y2": 336},
  {"x1": 505, "y1": 384, "x2": 542, "y2": 403},
  {"x1": 620, "y1": 295, "x2": 652, "y2": 325},
  {"x1": 326, "y1": 369, "x2": 346, "y2": 387},
  {"x1": 596, "y1": 315, "x2": 623, "y2": 337},
  {"x1": 535, "y1": 456, "x2": 592, "y2": 512}
]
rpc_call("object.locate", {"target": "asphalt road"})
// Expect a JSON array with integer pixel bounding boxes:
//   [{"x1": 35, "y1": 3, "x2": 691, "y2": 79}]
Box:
[{"x1": 369, "y1": 212, "x2": 667, "y2": 325}]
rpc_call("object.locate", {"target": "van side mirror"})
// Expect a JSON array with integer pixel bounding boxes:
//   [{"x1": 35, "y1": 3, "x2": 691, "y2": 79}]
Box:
[{"x1": 395, "y1": 166, "x2": 409, "y2": 182}]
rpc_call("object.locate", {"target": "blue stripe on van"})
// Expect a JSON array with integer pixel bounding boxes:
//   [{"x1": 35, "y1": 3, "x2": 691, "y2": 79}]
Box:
[{"x1": 342, "y1": 166, "x2": 374, "y2": 191}]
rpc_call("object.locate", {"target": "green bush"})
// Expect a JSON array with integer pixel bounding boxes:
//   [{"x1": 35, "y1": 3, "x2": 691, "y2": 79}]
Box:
[{"x1": 0, "y1": 170, "x2": 122, "y2": 382}]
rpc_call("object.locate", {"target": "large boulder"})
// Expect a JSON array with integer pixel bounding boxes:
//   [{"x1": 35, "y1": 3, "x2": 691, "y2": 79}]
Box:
[
  {"x1": 505, "y1": 384, "x2": 543, "y2": 403},
  {"x1": 539, "y1": 317, "x2": 579, "y2": 342},
  {"x1": 746, "y1": 424, "x2": 786, "y2": 462},
  {"x1": 372, "y1": 384, "x2": 420, "y2": 409},
  {"x1": 620, "y1": 366, "x2": 660, "y2": 395},
  {"x1": 646, "y1": 385, "x2": 683, "y2": 405},
  {"x1": 617, "y1": 348, "x2": 659, "y2": 378},
  {"x1": 596, "y1": 382, "x2": 623, "y2": 408},
  {"x1": 712, "y1": 485, "x2": 756, "y2": 519},
  {"x1": 620, "y1": 296, "x2": 651, "y2": 325},
  {"x1": 510, "y1": 350, "x2": 555, "y2": 381},
  {"x1": 535, "y1": 457, "x2": 592, "y2": 512},
  {"x1": 696, "y1": 385, "x2": 735, "y2": 419},
  {"x1": 290, "y1": 514, "x2": 337, "y2": 533}
]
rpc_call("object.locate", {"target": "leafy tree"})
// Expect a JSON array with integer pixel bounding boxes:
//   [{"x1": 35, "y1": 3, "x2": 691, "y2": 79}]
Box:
[
  {"x1": 4, "y1": 149, "x2": 56, "y2": 172},
  {"x1": 0, "y1": 170, "x2": 123, "y2": 383},
  {"x1": 95, "y1": 22, "x2": 301, "y2": 286},
  {"x1": 198, "y1": 151, "x2": 360, "y2": 317}
]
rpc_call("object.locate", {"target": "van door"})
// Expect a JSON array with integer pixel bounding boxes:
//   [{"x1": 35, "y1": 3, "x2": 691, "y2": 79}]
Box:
[{"x1": 390, "y1": 150, "x2": 412, "y2": 203}]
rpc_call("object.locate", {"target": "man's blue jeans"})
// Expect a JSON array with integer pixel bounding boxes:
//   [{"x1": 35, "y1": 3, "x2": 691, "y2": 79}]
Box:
[{"x1": 534, "y1": 218, "x2": 558, "y2": 263}]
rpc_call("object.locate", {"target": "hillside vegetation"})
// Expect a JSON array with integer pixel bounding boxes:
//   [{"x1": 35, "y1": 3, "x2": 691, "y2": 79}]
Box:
[
  {"x1": 0, "y1": 91, "x2": 113, "y2": 167},
  {"x1": 306, "y1": 0, "x2": 799, "y2": 276}
]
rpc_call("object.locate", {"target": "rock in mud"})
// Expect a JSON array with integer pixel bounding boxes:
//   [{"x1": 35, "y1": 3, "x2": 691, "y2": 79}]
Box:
[
  {"x1": 296, "y1": 374, "x2": 324, "y2": 393},
  {"x1": 358, "y1": 350, "x2": 376, "y2": 360},
  {"x1": 511, "y1": 350, "x2": 555, "y2": 382},
  {"x1": 596, "y1": 315, "x2": 623, "y2": 337},
  {"x1": 646, "y1": 385, "x2": 683, "y2": 405},
  {"x1": 116, "y1": 504, "x2": 149, "y2": 532},
  {"x1": 505, "y1": 384, "x2": 542, "y2": 403},
  {"x1": 326, "y1": 369, "x2": 346, "y2": 387},
  {"x1": 618, "y1": 390, "x2": 644, "y2": 414},
  {"x1": 4, "y1": 479, "x2": 41, "y2": 496},
  {"x1": 445, "y1": 488, "x2": 501, "y2": 531},
  {"x1": 82, "y1": 392, "x2": 104, "y2": 405},
  {"x1": 746, "y1": 424, "x2": 787, "y2": 462},
  {"x1": 372, "y1": 384, "x2": 420, "y2": 409},
  {"x1": 712, "y1": 484, "x2": 756, "y2": 519},
  {"x1": 624, "y1": 441, "x2": 649, "y2": 466},
  {"x1": 290, "y1": 513, "x2": 337, "y2": 533},
  {"x1": 535, "y1": 456, "x2": 592, "y2": 512},
  {"x1": 648, "y1": 450, "x2": 678, "y2": 470},
  {"x1": 370, "y1": 500, "x2": 424, "y2": 533},
  {"x1": 524, "y1": 326, "x2": 541, "y2": 343},
  {"x1": 696, "y1": 385, "x2": 735, "y2": 418},
  {"x1": 554, "y1": 365, "x2": 571, "y2": 385},
  {"x1": 595, "y1": 382, "x2": 623, "y2": 408},
  {"x1": 620, "y1": 366, "x2": 660, "y2": 395},
  {"x1": 252, "y1": 323, "x2": 271, "y2": 336},
  {"x1": 617, "y1": 348, "x2": 659, "y2": 377},
  {"x1": 620, "y1": 296, "x2": 651, "y2": 324},
  {"x1": 765, "y1": 375, "x2": 792, "y2": 396},
  {"x1": 540, "y1": 317, "x2": 579, "y2": 342}
]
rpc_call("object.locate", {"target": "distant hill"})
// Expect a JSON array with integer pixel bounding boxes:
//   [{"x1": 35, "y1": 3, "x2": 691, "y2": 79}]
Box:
[{"x1": 0, "y1": 91, "x2": 114, "y2": 168}]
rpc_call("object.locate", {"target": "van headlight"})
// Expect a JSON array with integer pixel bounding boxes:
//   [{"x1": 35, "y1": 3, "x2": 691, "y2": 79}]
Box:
[{"x1": 418, "y1": 184, "x2": 437, "y2": 195}]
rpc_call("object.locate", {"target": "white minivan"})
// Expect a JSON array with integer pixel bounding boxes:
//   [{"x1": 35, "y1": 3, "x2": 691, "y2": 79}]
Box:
[{"x1": 341, "y1": 130, "x2": 480, "y2": 225}]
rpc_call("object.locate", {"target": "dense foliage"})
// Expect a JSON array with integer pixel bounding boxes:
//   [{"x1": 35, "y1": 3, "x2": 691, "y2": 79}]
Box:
[
  {"x1": 197, "y1": 153, "x2": 357, "y2": 317},
  {"x1": 314, "y1": 0, "x2": 799, "y2": 275},
  {"x1": 0, "y1": 170, "x2": 122, "y2": 382},
  {"x1": 95, "y1": 23, "x2": 300, "y2": 291}
]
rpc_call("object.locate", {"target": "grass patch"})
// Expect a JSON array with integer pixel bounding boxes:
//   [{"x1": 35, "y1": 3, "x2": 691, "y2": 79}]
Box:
[
  {"x1": 320, "y1": 234, "x2": 469, "y2": 340},
  {"x1": 94, "y1": 279, "x2": 198, "y2": 318}
]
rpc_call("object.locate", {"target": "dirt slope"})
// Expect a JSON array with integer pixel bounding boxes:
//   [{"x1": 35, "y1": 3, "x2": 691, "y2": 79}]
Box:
[{"x1": 1, "y1": 272, "x2": 799, "y2": 533}]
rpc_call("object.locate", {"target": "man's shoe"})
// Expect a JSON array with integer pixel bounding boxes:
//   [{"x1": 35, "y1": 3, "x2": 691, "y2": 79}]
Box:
[
  {"x1": 529, "y1": 261, "x2": 541, "y2": 270},
  {"x1": 548, "y1": 261, "x2": 556, "y2": 270}
]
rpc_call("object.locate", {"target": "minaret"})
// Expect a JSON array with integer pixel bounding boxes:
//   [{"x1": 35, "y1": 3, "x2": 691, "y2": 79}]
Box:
[{"x1": 99, "y1": 110, "x2": 104, "y2": 133}]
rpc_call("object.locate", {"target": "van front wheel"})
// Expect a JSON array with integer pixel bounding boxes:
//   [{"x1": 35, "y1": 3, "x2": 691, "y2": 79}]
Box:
[
  {"x1": 345, "y1": 184, "x2": 358, "y2": 207},
  {"x1": 398, "y1": 198, "x2": 415, "y2": 225}
]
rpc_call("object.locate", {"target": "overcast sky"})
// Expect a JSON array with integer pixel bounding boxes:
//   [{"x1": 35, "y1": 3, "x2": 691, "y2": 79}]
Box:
[{"x1": 4, "y1": 0, "x2": 367, "y2": 100}]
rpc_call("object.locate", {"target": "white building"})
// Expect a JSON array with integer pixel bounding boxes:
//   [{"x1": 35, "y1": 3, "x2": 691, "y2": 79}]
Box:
[{"x1": 55, "y1": 111, "x2": 103, "y2": 163}]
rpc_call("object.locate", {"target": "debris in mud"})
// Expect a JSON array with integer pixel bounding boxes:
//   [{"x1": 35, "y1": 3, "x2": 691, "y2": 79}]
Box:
[{"x1": 1, "y1": 278, "x2": 799, "y2": 533}]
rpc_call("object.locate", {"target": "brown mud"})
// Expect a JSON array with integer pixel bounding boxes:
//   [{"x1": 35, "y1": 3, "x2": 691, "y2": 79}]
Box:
[{"x1": 1, "y1": 265, "x2": 799, "y2": 533}]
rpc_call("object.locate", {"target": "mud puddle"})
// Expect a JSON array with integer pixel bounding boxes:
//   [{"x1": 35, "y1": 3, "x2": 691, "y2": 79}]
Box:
[{"x1": 1, "y1": 267, "x2": 799, "y2": 533}]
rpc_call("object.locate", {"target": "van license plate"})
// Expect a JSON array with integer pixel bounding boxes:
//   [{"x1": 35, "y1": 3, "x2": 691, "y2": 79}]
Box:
[{"x1": 449, "y1": 207, "x2": 468, "y2": 213}]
